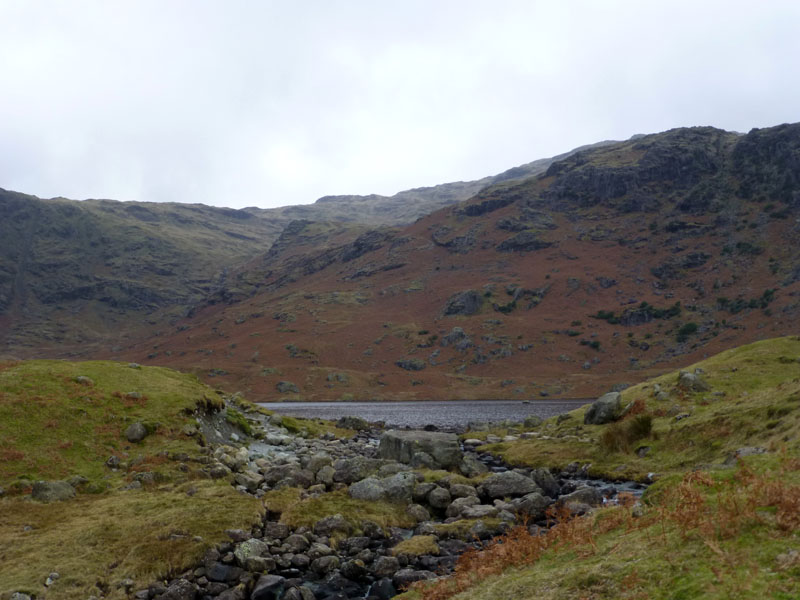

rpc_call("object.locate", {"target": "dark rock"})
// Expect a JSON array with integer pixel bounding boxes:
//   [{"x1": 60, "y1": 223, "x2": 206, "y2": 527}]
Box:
[
  {"x1": 529, "y1": 468, "x2": 560, "y2": 498},
  {"x1": 263, "y1": 522, "x2": 290, "y2": 540},
  {"x1": 333, "y1": 457, "x2": 382, "y2": 484},
  {"x1": 511, "y1": 492, "x2": 552, "y2": 520},
  {"x1": 31, "y1": 480, "x2": 75, "y2": 502},
  {"x1": 372, "y1": 556, "x2": 400, "y2": 579},
  {"x1": 310, "y1": 555, "x2": 340, "y2": 575},
  {"x1": 444, "y1": 289, "x2": 484, "y2": 316},
  {"x1": 392, "y1": 569, "x2": 435, "y2": 589},
  {"x1": 336, "y1": 416, "x2": 370, "y2": 430},
  {"x1": 217, "y1": 587, "x2": 247, "y2": 600},
  {"x1": 314, "y1": 514, "x2": 353, "y2": 537},
  {"x1": 427, "y1": 486, "x2": 451, "y2": 509},
  {"x1": 250, "y1": 574, "x2": 286, "y2": 600},
  {"x1": 378, "y1": 430, "x2": 462, "y2": 469},
  {"x1": 276, "y1": 381, "x2": 300, "y2": 394},
  {"x1": 583, "y1": 392, "x2": 622, "y2": 425},
  {"x1": 206, "y1": 562, "x2": 244, "y2": 583},
  {"x1": 496, "y1": 231, "x2": 553, "y2": 252},
  {"x1": 155, "y1": 579, "x2": 197, "y2": 600},
  {"x1": 395, "y1": 359, "x2": 426, "y2": 371},
  {"x1": 367, "y1": 578, "x2": 397, "y2": 600},
  {"x1": 338, "y1": 536, "x2": 371, "y2": 555},
  {"x1": 479, "y1": 471, "x2": 539, "y2": 498},
  {"x1": 125, "y1": 421, "x2": 149, "y2": 443},
  {"x1": 340, "y1": 558, "x2": 368, "y2": 581}
]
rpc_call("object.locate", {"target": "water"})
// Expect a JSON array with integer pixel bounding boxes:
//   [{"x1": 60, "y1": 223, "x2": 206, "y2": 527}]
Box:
[{"x1": 257, "y1": 399, "x2": 588, "y2": 430}]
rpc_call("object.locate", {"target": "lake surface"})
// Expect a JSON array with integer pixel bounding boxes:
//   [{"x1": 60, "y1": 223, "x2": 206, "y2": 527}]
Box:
[{"x1": 258, "y1": 399, "x2": 588, "y2": 430}]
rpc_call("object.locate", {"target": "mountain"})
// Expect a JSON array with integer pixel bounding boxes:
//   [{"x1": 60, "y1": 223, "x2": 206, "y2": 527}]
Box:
[
  {"x1": 111, "y1": 123, "x2": 800, "y2": 401},
  {"x1": 0, "y1": 140, "x2": 612, "y2": 357},
  {"x1": 2, "y1": 123, "x2": 799, "y2": 401}
]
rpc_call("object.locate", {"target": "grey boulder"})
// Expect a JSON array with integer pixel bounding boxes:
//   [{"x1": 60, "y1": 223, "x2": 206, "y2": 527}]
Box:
[{"x1": 583, "y1": 392, "x2": 622, "y2": 425}]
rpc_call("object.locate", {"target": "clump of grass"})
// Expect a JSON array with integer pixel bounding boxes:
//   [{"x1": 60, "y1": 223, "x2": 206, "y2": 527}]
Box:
[
  {"x1": 225, "y1": 407, "x2": 253, "y2": 436},
  {"x1": 393, "y1": 535, "x2": 440, "y2": 557},
  {"x1": 599, "y1": 414, "x2": 654, "y2": 453},
  {"x1": 280, "y1": 490, "x2": 416, "y2": 533}
]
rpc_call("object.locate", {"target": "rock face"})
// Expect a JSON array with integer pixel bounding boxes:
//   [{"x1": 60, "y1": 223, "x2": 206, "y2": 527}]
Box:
[
  {"x1": 378, "y1": 430, "x2": 462, "y2": 469},
  {"x1": 584, "y1": 392, "x2": 622, "y2": 425},
  {"x1": 31, "y1": 480, "x2": 76, "y2": 502}
]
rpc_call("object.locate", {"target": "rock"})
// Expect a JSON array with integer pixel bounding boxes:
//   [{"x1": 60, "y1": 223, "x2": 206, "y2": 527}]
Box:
[
  {"x1": 445, "y1": 496, "x2": 481, "y2": 518},
  {"x1": 276, "y1": 381, "x2": 300, "y2": 393},
  {"x1": 338, "y1": 536, "x2": 371, "y2": 555},
  {"x1": 395, "y1": 358, "x2": 427, "y2": 371},
  {"x1": 677, "y1": 370, "x2": 711, "y2": 392},
  {"x1": 558, "y1": 486, "x2": 603, "y2": 507},
  {"x1": 427, "y1": 486, "x2": 452, "y2": 510},
  {"x1": 308, "y1": 542, "x2": 334, "y2": 560},
  {"x1": 234, "y1": 538, "x2": 269, "y2": 567},
  {"x1": 125, "y1": 422, "x2": 149, "y2": 443},
  {"x1": 284, "y1": 534, "x2": 310, "y2": 553},
  {"x1": 74, "y1": 375, "x2": 94, "y2": 386},
  {"x1": 443, "y1": 290, "x2": 484, "y2": 316},
  {"x1": 511, "y1": 492, "x2": 552, "y2": 520},
  {"x1": 206, "y1": 562, "x2": 243, "y2": 583},
  {"x1": 349, "y1": 477, "x2": 386, "y2": 501},
  {"x1": 449, "y1": 483, "x2": 477, "y2": 498},
  {"x1": 31, "y1": 480, "x2": 75, "y2": 502},
  {"x1": 262, "y1": 522, "x2": 290, "y2": 540},
  {"x1": 459, "y1": 454, "x2": 488, "y2": 477},
  {"x1": 583, "y1": 392, "x2": 622, "y2": 425},
  {"x1": 333, "y1": 456, "x2": 382, "y2": 484},
  {"x1": 462, "y1": 504, "x2": 499, "y2": 519},
  {"x1": 307, "y1": 452, "x2": 333, "y2": 473},
  {"x1": 316, "y1": 465, "x2": 335, "y2": 486},
  {"x1": 410, "y1": 451, "x2": 436, "y2": 469},
  {"x1": 217, "y1": 587, "x2": 246, "y2": 600},
  {"x1": 381, "y1": 472, "x2": 416, "y2": 503},
  {"x1": 310, "y1": 555, "x2": 340, "y2": 575},
  {"x1": 155, "y1": 579, "x2": 197, "y2": 600},
  {"x1": 372, "y1": 555, "x2": 401, "y2": 579},
  {"x1": 314, "y1": 514, "x2": 353, "y2": 537},
  {"x1": 336, "y1": 416, "x2": 370, "y2": 430},
  {"x1": 10, "y1": 594, "x2": 32, "y2": 600},
  {"x1": 341, "y1": 558, "x2": 368, "y2": 581},
  {"x1": 480, "y1": 471, "x2": 539, "y2": 499},
  {"x1": 529, "y1": 468, "x2": 560, "y2": 498},
  {"x1": 251, "y1": 574, "x2": 286, "y2": 600},
  {"x1": 234, "y1": 470, "x2": 264, "y2": 492},
  {"x1": 378, "y1": 430, "x2": 462, "y2": 469},
  {"x1": 406, "y1": 503, "x2": 431, "y2": 522},
  {"x1": 368, "y1": 578, "x2": 397, "y2": 600},
  {"x1": 393, "y1": 569, "x2": 436, "y2": 589}
]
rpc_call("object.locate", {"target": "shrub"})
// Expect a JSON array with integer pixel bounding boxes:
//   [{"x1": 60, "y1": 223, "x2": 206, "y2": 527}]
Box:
[{"x1": 599, "y1": 414, "x2": 653, "y2": 453}]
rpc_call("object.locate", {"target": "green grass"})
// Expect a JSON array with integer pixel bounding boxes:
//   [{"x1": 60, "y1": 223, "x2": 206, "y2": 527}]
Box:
[
  {"x1": 0, "y1": 360, "x2": 262, "y2": 599},
  {"x1": 483, "y1": 336, "x2": 800, "y2": 481}
]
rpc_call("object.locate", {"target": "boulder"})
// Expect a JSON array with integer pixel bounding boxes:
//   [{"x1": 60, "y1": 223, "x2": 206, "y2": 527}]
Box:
[
  {"x1": 233, "y1": 538, "x2": 269, "y2": 567},
  {"x1": 348, "y1": 477, "x2": 385, "y2": 501},
  {"x1": 333, "y1": 456, "x2": 382, "y2": 483},
  {"x1": 427, "y1": 486, "x2": 452, "y2": 510},
  {"x1": 459, "y1": 454, "x2": 488, "y2": 477},
  {"x1": 677, "y1": 370, "x2": 711, "y2": 393},
  {"x1": 462, "y1": 504, "x2": 499, "y2": 519},
  {"x1": 125, "y1": 422, "x2": 149, "y2": 443},
  {"x1": 443, "y1": 290, "x2": 484, "y2": 316},
  {"x1": 393, "y1": 568, "x2": 436, "y2": 589},
  {"x1": 558, "y1": 486, "x2": 603, "y2": 507},
  {"x1": 445, "y1": 496, "x2": 481, "y2": 518},
  {"x1": 529, "y1": 468, "x2": 560, "y2": 498},
  {"x1": 251, "y1": 575, "x2": 286, "y2": 600},
  {"x1": 583, "y1": 392, "x2": 622, "y2": 425},
  {"x1": 310, "y1": 555, "x2": 340, "y2": 575},
  {"x1": 372, "y1": 556, "x2": 401, "y2": 579},
  {"x1": 155, "y1": 579, "x2": 197, "y2": 600},
  {"x1": 336, "y1": 415, "x2": 370, "y2": 430},
  {"x1": 31, "y1": 480, "x2": 76, "y2": 502},
  {"x1": 313, "y1": 513, "x2": 353, "y2": 537},
  {"x1": 381, "y1": 472, "x2": 416, "y2": 503},
  {"x1": 480, "y1": 471, "x2": 539, "y2": 499},
  {"x1": 511, "y1": 492, "x2": 552, "y2": 520},
  {"x1": 378, "y1": 430, "x2": 462, "y2": 469}
]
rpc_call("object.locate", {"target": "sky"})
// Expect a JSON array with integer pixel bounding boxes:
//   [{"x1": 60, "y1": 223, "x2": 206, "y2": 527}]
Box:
[{"x1": 0, "y1": 1, "x2": 799, "y2": 209}]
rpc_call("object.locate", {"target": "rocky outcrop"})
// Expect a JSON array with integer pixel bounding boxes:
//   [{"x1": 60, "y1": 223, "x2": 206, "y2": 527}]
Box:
[
  {"x1": 378, "y1": 430, "x2": 462, "y2": 470},
  {"x1": 443, "y1": 290, "x2": 484, "y2": 316},
  {"x1": 584, "y1": 392, "x2": 622, "y2": 425},
  {"x1": 31, "y1": 480, "x2": 76, "y2": 502}
]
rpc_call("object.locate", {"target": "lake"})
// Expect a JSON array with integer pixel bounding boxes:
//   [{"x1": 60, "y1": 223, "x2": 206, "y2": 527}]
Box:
[{"x1": 258, "y1": 399, "x2": 588, "y2": 430}]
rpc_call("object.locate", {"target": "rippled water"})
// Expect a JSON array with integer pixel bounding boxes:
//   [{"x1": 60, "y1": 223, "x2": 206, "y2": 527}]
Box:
[{"x1": 258, "y1": 399, "x2": 588, "y2": 430}]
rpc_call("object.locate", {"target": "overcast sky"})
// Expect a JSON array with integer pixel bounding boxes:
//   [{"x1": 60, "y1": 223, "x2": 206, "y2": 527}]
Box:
[{"x1": 0, "y1": 1, "x2": 798, "y2": 209}]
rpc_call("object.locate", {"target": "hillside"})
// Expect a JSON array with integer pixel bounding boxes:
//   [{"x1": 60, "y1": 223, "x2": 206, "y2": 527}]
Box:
[
  {"x1": 0, "y1": 141, "x2": 607, "y2": 361},
  {"x1": 119, "y1": 123, "x2": 800, "y2": 401}
]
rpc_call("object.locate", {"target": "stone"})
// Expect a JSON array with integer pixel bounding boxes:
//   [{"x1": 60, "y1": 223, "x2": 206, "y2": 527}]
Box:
[
  {"x1": 31, "y1": 480, "x2": 75, "y2": 502},
  {"x1": 378, "y1": 430, "x2": 462, "y2": 469},
  {"x1": 245, "y1": 556, "x2": 276, "y2": 572},
  {"x1": 459, "y1": 454, "x2": 488, "y2": 477},
  {"x1": 206, "y1": 562, "x2": 243, "y2": 583},
  {"x1": 523, "y1": 415, "x2": 543, "y2": 428},
  {"x1": 406, "y1": 503, "x2": 431, "y2": 522},
  {"x1": 333, "y1": 456, "x2": 382, "y2": 484},
  {"x1": 217, "y1": 587, "x2": 246, "y2": 600},
  {"x1": 307, "y1": 542, "x2": 334, "y2": 560},
  {"x1": 480, "y1": 471, "x2": 539, "y2": 499},
  {"x1": 234, "y1": 470, "x2": 264, "y2": 492},
  {"x1": 336, "y1": 416, "x2": 370, "y2": 430},
  {"x1": 316, "y1": 465, "x2": 336, "y2": 486},
  {"x1": 677, "y1": 371, "x2": 711, "y2": 393},
  {"x1": 511, "y1": 492, "x2": 551, "y2": 520},
  {"x1": 313, "y1": 514, "x2": 353, "y2": 537},
  {"x1": 234, "y1": 538, "x2": 269, "y2": 567},
  {"x1": 125, "y1": 422, "x2": 149, "y2": 443},
  {"x1": 381, "y1": 472, "x2": 416, "y2": 503},
  {"x1": 461, "y1": 504, "x2": 499, "y2": 519},
  {"x1": 393, "y1": 569, "x2": 436, "y2": 589},
  {"x1": 368, "y1": 578, "x2": 397, "y2": 600},
  {"x1": 558, "y1": 486, "x2": 603, "y2": 507},
  {"x1": 583, "y1": 392, "x2": 622, "y2": 425},
  {"x1": 372, "y1": 556, "x2": 401, "y2": 579},
  {"x1": 263, "y1": 522, "x2": 290, "y2": 540},
  {"x1": 341, "y1": 558, "x2": 368, "y2": 581},
  {"x1": 395, "y1": 359, "x2": 427, "y2": 371},
  {"x1": 250, "y1": 574, "x2": 286, "y2": 600},
  {"x1": 284, "y1": 534, "x2": 310, "y2": 553},
  {"x1": 529, "y1": 468, "x2": 560, "y2": 498},
  {"x1": 449, "y1": 483, "x2": 478, "y2": 498},
  {"x1": 155, "y1": 579, "x2": 197, "y2": 600},
  {"x1": 443, "y1": 290, "x2": 484, "y2": 316},
  {"x1": 307, "y1": 452, "x2": 333, "y2": 473},
  {"x1": 427, "y1": 486, "x2": 452, "y2": 509},
  {"x1": 276, "y1": 381, "x2": 300, "y2": 394},
  {"x1": 74, "y1": 375, "x2": 94, "y2": 386},
  {"x1": 338, "y1": 536, "x2": 371, "y2": 555},
  {"x1": 349, "y1": 477, "x2": 385, "y2": 501},
  {"x1": 310, "y1": 555, "x2": 340, "y2": 575},
  {"x1": 445, "y1": 496, "x2": 481, "y2": 518}
]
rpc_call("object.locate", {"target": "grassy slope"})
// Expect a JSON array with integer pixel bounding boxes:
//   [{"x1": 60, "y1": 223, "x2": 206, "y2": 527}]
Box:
[
  {"x1": 0, "y1": 360, "x2": 263, "y2": 600},
  {"x1": 400, "y1": 337, "x2": 800, "y2": 600}
]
